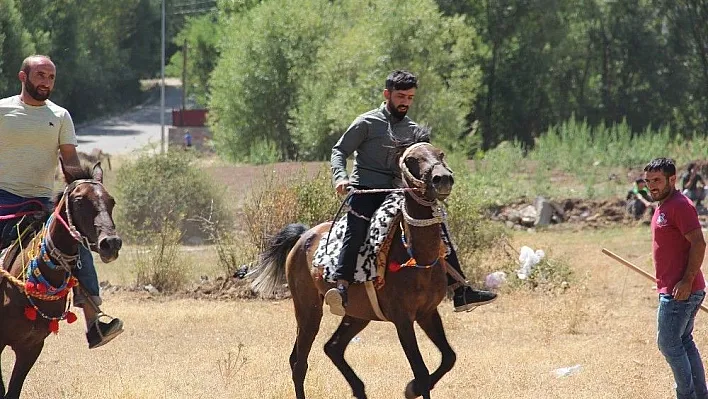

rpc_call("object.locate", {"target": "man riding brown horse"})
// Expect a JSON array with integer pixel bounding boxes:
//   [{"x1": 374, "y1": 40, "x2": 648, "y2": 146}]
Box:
[
  {"x1": 0, "y1": 162, "x2": 122, "y2": 399},
  {"x1": 252, "y1": 131, "x2": 466, "y2": 399},
  {"x1": 326, "y1": 70, "x2": 496, "y2": 315}
]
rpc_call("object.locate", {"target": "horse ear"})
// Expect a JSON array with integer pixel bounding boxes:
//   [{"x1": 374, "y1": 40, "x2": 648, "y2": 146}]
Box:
[
  {"x1": 93, "y1": 162, "x2": 104, "y2": 183},
  {"x1": 60, "y1": 157, "x2": 76, "y2": 184}
]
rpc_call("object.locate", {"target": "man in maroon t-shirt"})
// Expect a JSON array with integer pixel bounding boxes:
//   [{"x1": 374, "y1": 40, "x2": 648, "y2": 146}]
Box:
[{"x1": 645, "y1": 157, "x2": 707, "y2": 399}]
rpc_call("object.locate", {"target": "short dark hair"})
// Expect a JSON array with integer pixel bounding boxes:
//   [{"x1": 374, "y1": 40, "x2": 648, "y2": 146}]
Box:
[
  {"x1": 644, "y1": 157, "x2": 676, "y2": 177},
  {"x1": 385, "y1": 70, "x2": 417, "y2": 91},
  {"x1": 635, "y1": 178, "x2": 645, "y2": 184},
  {"x1": 21, "y1": 55, "x2": 53, "y2": 75}
]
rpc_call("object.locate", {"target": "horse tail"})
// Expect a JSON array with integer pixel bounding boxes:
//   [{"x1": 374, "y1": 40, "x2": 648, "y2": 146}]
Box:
[{"x1": 250, "y1": 223, "x2": 309, "y2": 297}]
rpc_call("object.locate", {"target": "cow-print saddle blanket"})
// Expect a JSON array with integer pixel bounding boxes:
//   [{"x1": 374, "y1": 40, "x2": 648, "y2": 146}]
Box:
[
  {"x1": 313, "y1": 193, "x2": 453, "y2": 284},
  {"x1": 314, "y1": 193, "x2": 404, "y2": 283}
]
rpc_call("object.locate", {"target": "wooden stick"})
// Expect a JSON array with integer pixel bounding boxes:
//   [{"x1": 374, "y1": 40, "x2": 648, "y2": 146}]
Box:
[{"x1": 602, "y1": 248, "x2": 708, "y2": 314}]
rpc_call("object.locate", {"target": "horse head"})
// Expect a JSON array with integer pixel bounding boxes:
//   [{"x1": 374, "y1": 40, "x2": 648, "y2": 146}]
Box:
[
  {"x1": 59, "y1": 160, "x2": 122, "y2": 263},
  {"x1": 395, "y1": 126, "x2": 454, "y2": 203}
]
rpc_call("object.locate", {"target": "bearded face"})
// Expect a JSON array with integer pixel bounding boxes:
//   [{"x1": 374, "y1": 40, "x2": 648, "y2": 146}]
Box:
[
  {"x1": 20, "y1": 58, "x2": 56, "y2": 103},
  {"x1": 24, "y1": 76, "x2": 52, "y2": 102},
  {"x1": 645, "y1": 170, "x2": 675, "y2": 202},
  {"x1": 385, "y1": 88, "x2": 416, "y2": 119}
]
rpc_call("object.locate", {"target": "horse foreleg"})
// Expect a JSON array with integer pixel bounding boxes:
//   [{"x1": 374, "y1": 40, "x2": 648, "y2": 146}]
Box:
[
  {"x1": 405, "y1": 310, "x2": 456, "y2": 398},
  {"x1": 324, "y1": 315, "x2": 370, "y2": 399},
  {"x1": 395, "y1": 319, "x2": 431, "y2": 399},
  {"x1": 5, "y1": 343, "x2": 43, "y2": 399}
]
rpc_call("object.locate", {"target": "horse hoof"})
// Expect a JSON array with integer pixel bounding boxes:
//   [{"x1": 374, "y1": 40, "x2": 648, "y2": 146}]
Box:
[{"x1": 404, "y1": 381, "x2": 419, "y2": 399}]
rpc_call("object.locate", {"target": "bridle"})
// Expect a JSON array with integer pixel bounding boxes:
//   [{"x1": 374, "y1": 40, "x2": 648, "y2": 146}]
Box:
[
  {"x1": 398, "y1": 142, "x2": 451, "y2": 227},
  {"x1": 394, "y1": 142, "x2": 456, "y2": 269},
  {"x1": 44, "y1": 179, "x2": 105, "y2": 270}
]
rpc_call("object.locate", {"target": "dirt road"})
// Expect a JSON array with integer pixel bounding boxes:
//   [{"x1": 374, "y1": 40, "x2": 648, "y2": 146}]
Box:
[{"x1": 75, "y1": 80, "x2": 184, "y2": 156}]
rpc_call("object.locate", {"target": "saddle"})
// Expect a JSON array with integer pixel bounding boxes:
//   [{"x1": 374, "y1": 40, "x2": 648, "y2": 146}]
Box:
[{"x1": 313, "y1": 193, "x2": 404, "y2": 285}]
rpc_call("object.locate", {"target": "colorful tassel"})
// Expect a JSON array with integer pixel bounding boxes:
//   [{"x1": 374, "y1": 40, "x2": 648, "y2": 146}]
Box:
[
  {"x1": 65, "y1": 311, "x2": 78, "y2": 324},
  {"x1": 48, "y1": 319, "x2": 59, "y2": 334},
  {"x1": 24, "y1": 306, "x2": 37, "y2": 321},
  {"x1": 388, "y1": 261, "x2": 402, "y2": 273}
]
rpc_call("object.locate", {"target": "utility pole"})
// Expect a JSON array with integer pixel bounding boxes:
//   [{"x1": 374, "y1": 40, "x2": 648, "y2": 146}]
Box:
[
  {"x1": 181, "y1": 39, "x2": 187, "y2": 126},
  {"x1": 160, "y1": 0, "x2": 166, "y2": 154}
]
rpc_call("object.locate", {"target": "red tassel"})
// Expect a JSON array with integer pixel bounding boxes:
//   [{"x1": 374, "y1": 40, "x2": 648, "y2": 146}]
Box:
[
  {"x1": 388, "y1": 261, "x2": 402, "y2": 273},
  {"x1": 25, "y1": 281, "x2": 35, "y2": 292},
  {"x1": 37, "y1": 283, "x2": 47, "y2": 294},
  {"x1": 67, "y1": 277, "x2": 78, "y2": 288},
  {"x1": 65, "y1": 311, "x2": 78, "y2": 324},
  {"x1": 48, "y1": 319, "x2": 59, "y2": 334},
  {"x1": 24, "y1": 306, "x2": 37, "y2": 321}
]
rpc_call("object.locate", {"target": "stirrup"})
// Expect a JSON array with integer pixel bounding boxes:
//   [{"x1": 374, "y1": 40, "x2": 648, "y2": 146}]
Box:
[{"x1": 87, "y1": 312, "x2": 124, "y2": 349}]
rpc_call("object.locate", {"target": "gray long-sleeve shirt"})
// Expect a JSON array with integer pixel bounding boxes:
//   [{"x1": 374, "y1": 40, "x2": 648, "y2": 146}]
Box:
[{"x1": 331, "y1": 102, "x2": 418, "y2": 189}]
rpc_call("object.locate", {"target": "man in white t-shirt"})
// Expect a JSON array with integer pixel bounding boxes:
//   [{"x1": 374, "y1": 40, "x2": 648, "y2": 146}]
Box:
[{"x1": 0, "y1": 55, "x2": 123, "y2": 349}]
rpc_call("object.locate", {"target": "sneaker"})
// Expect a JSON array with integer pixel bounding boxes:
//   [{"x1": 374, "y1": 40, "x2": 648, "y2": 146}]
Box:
[
  {"x1": 453, "y1": 286, "x2": 497, "y2": 312},
  {"x1": 324, "y1": 283, "x2": 348, "y2": 316},
  {"x1": 87, "y1": 317, "x2": 124, "y2": 349}
]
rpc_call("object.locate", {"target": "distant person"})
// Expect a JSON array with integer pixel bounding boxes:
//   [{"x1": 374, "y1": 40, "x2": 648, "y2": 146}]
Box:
[
  {"x1": 626, "y1": 178, "x2": 653, "y2": 219},
  {"x1": 183, "y1": 130, "x2": 193, "y2": 150},
  {"x1": 644, "y1": 157, "x2": 707, "y2": 399},
  {"x1": 681, "y1": 163, "x2": 705, "y2": 207}
]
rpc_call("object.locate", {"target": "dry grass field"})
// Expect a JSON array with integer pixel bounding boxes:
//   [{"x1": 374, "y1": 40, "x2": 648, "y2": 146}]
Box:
[{"x1": 4, "y1": 224, "x2": 705, "y2": 398}]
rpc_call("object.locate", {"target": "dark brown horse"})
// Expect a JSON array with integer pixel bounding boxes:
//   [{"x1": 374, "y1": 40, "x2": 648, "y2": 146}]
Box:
[
  {"x1": 252, "y1": 139, "x2": 457, "y2": 399},
  {"x1": 0, "y1": 162, "x2": 122, "y2": 399}
]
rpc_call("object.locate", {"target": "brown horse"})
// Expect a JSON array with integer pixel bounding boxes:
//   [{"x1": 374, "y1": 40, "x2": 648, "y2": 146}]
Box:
[
  {"x1": 252, "y1": 138, "x2": 457, "y2": 399},
  {"x1": 0, "y1": 162, "x2": 122, "y2": 399}
]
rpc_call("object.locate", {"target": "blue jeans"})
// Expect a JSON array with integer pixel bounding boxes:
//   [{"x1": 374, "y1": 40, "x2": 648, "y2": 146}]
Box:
[
  {"x1": 658, "y1": 291, "x2": 708, "y2": 399},
  {"x1": 0, "y1": 189, "x2": 101, "y2": 303}
]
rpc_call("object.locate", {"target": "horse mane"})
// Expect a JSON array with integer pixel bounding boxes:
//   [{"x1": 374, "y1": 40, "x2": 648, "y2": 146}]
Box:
[
  {"x1": 52, "y1": 162, "x2": 97, "y2": 206},
  {"x1": 389, "y1": 125, "x2": 431, "y2": 152}
]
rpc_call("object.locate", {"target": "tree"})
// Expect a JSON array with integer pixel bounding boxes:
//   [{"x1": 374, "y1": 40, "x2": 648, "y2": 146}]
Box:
[
  {"x1": 0, "y1": 0, "x2": 35, "y2": 96},
  {"x1": 166, "y1": 12, "x2": 220, "y2": 107},
  {"x1": 208, "y1": 0, "x2": 337, "y2": 162}
]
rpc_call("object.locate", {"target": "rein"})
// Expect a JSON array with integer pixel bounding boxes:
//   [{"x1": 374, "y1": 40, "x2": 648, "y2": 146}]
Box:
[{"x1": 0, "y1": 199, "x2": 47, "y2": 220}]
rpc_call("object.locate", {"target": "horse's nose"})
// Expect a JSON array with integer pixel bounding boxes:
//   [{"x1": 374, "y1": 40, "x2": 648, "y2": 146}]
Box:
[
  {"x1": 99, "y1": 235, "x2": 122, "y2": 253},
  {"x1": 432, "y1": 173, "x2": 454, "y2": 191}
]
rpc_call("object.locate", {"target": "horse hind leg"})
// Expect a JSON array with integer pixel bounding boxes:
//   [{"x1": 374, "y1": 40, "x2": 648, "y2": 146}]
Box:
[
  {"x1": 5, "y1": 343, "x2": 43, "y2": 399},
  {"x1": 0, "y1": 343, "x2": 5, "y2": 398},
  {"x1": 324, "y1": 315, "x2": 370, "y2": 399},
  {"x1": 290, "y1": 275, "x2": 324, "y2": 399},
  {"x1": 405, "y1": 310, "x2": 456, "y2": 398}
]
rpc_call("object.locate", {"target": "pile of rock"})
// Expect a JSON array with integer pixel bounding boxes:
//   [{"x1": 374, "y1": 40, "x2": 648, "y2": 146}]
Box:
[{"x1": 488, "y1": 196, "x2": 631, "y2": 230}]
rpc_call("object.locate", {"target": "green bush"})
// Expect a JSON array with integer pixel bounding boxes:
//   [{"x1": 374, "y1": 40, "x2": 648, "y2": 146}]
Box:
[
  {"x1": 133, "y1": 223, "x2": 189, "y2": 293},
  {"x1": 114, "y1": 152, "x2": 231, "y2": 243}
]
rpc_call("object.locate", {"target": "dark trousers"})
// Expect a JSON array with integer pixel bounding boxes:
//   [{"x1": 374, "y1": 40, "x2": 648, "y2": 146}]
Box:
[
  {"x1": 333, "y1": 190, "x2": 468, "y2": 288},
  {"x1": 334, "y1": 190, "x2": 388, "y2": 282}
]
